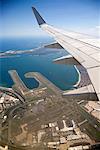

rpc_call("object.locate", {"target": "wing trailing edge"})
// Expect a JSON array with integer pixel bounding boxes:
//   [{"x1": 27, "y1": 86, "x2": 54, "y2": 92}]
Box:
[{"x1": 53, "y1": 55, "x2": 80, "y2": 65}]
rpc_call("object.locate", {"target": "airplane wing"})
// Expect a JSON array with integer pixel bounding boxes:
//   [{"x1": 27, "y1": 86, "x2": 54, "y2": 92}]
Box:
[{"x1": 32, "y1": 7, "x2": 100, "y2": 101}]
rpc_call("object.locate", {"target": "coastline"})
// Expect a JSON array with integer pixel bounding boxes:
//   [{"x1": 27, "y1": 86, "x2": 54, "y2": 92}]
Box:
[
  {"x1": 0, "y1": 48, "x2": 79, "y2": 91},
  {"x1": 73, "y1": 65, "x2": 81, "y2": 87}
]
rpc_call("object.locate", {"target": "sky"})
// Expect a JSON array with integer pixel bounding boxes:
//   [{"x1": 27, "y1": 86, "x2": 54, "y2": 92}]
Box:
[{"x1": 0, "y1": 0, "x2": 100, "y2": 38}]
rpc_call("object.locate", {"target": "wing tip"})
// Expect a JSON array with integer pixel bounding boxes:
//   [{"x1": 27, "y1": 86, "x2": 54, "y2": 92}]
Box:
[{"x1": 32, "y1": 6, "x2": 46, "y2": 25}]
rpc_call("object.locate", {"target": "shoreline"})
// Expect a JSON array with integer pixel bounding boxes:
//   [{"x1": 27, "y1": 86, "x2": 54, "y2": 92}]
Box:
[{"x1": 73, "y1": 65, "x2": 81, "y2": 87}]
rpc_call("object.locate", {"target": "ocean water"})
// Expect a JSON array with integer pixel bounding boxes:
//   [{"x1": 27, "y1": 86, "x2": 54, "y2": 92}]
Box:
[{"x1": 0, "y1": 36, "x2": 79, "y2": 90}]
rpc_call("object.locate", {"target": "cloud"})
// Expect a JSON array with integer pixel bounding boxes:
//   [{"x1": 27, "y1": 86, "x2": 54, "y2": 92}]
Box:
[
  {"x1": 95, "y1": 26, "x2": 100, "y2": 29},
  {"x1": 85, "y1": 26, "x2": 100, "y2": 37}
]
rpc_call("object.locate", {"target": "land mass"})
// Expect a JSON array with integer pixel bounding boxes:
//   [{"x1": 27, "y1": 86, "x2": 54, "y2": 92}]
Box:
[{"x1": 0, "y1": 69, "x2": 100, "y2": 150}]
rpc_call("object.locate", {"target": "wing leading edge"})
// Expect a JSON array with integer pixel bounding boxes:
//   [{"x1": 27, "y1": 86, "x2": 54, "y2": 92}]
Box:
[{"x1": 32, "y1": 7, "x2": 100, "y2": 101}]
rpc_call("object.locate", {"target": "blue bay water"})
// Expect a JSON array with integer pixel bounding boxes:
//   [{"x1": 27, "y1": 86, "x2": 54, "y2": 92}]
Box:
[
  {"x1": 0, "y1": 36, "x2": 79, "y2": 90},
  {"x1": 0, "y1": 36, "x2": 53, "y2": 52}
]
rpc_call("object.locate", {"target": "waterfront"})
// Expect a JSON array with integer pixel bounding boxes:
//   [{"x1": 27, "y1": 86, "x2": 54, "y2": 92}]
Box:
[{"x1": 0, "y1": 36, "x2": 79, "y2": 90}]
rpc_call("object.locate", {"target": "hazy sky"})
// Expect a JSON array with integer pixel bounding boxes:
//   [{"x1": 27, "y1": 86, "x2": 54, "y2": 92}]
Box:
[{"x1": 1, "y1": 0, "x2": 100, "y2": 38}]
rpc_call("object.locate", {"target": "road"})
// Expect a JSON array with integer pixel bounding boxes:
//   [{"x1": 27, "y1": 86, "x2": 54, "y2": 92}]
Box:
[{"x1": 0, "y1": 86, "x2": 25, "y2": 104}]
